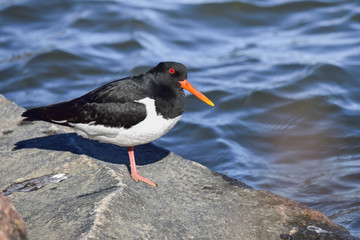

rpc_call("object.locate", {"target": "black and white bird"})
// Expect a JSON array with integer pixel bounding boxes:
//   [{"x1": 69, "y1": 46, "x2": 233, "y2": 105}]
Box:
[{"x1": 22, "y1": 62, "x2": 214, "y2": 186}]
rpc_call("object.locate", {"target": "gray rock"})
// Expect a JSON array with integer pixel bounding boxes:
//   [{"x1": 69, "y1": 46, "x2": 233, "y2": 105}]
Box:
[{"x1": 0, "y1": 94, "x2": 358, "y2": 240}]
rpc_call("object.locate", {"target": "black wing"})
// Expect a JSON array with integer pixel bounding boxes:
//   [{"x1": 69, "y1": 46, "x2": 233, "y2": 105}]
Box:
[
  {"x1": 22, "y1": 99, "x2": 147, "y2": 129},
  {"x1": 22, "y1": 76, "x2": 149, "y2": 129}
]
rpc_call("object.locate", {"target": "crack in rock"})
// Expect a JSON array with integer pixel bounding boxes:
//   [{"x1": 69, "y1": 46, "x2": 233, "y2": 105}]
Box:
[{"x1": 1, "y1": 173, "x2": 68, "y2": 196}]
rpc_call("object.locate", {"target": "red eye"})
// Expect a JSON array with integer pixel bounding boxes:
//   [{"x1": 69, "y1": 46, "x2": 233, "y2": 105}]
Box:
[{"x1": 169, "y1": 68, "x2": 175, "y2": 74}]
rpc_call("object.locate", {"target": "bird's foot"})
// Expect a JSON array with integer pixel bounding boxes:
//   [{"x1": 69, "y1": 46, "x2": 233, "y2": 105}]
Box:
[{"x1": 131, "y1": 172, "x2": 157, "y2": 187}]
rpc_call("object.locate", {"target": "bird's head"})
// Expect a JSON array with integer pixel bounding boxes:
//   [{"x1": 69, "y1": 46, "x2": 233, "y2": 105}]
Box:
[{"x1": 149, "y1": 62, "x2": 214, "y2": 106}]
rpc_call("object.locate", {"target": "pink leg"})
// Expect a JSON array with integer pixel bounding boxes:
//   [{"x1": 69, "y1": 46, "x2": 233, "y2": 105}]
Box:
[{"x1": 127, "y1": 147, "x2": 157, "y2": 187}]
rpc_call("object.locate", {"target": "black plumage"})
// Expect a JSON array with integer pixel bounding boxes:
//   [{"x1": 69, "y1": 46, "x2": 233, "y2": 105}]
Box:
[{"x1": 22, "y1": 62, "x2": 187, "y2": 128}]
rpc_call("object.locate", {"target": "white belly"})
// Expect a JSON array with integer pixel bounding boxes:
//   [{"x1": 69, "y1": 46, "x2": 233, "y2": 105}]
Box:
[{"x1": 70, "y1": 98, "x2": 181, "y2": 146}]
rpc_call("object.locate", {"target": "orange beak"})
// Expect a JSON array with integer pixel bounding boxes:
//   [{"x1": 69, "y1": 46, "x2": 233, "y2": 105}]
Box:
[{"x1": 179, "y1": 79, "x2": 214, "y2": 106}]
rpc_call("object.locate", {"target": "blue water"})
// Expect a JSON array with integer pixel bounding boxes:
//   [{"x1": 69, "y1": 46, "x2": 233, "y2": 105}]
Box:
[{"x1": 1, "y1": 0, "x2": 360, "y2": 235}]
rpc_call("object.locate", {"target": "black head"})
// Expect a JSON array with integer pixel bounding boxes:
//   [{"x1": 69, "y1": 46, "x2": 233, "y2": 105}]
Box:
[
  {"x1": 148, "y1": 61, "x2": 214, "y2": 107},
  {"x1": 148, "y1": 62, "x2": 187, "y2": 89}
]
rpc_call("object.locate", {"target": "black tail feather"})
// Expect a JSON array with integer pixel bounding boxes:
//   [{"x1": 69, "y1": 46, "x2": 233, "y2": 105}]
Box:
[
  {"x1": 22, "y1": 107, "x2": 52, "y2": 122},
  {"x1": 21, "y1": 105, "x2": 72, "y2": 127}
]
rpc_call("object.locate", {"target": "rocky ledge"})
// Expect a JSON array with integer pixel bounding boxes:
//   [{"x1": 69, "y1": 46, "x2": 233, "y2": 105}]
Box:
[{"x1": 0, "y1": 94, "x2": 358, "y2": 240}]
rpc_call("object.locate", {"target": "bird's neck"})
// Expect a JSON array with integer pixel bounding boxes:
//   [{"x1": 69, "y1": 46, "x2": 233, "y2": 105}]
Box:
[{"x1": 154, "y1": 90, "x2": 185, "y2": 120}]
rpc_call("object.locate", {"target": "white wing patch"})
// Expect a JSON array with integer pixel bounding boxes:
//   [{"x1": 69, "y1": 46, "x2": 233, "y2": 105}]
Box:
[{"x1": 52, "y1": 119, "x2": 67, "y2": 124}]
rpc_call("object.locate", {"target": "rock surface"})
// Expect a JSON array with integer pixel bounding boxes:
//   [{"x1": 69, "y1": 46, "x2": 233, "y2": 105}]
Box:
[
  {"x1": 0, "y1": 195, "x2": 28, "y2": 240},
  {"x1": 0, "y1": 94, "x2": 358, "y2": 240}
]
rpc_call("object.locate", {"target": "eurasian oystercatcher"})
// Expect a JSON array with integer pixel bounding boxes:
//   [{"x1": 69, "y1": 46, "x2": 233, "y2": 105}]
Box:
[{"x1": 22, "y1": 62, "x2": 214, "y2": 186}]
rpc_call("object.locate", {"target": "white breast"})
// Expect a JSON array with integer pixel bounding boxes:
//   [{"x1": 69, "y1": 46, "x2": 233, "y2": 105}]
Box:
[{"x1": 69, "y1": 97, "x2": 181, "y2": 147}]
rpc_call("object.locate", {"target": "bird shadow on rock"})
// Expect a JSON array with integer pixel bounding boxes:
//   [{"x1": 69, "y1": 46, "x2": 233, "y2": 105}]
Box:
[{"x1": 13, "y1": 133, "x2": 170, "y2": 169}]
